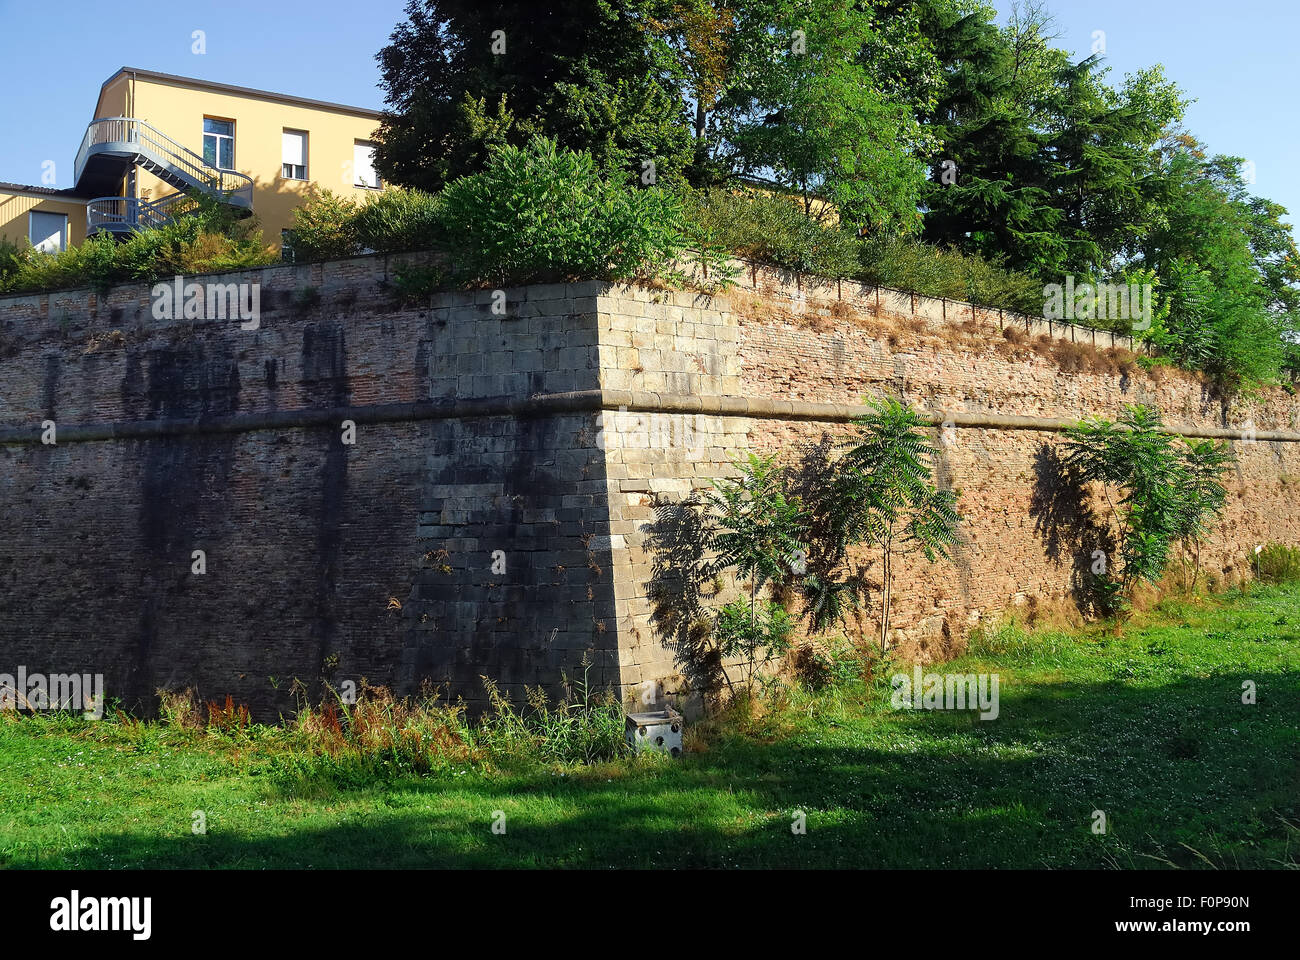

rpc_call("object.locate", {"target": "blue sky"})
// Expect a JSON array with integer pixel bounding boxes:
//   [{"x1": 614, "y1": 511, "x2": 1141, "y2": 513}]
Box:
[
  {"x1": 0, "y1": 0, "x2": 406, "y2": 189},
  {"x1": 0, "y1": 0, "x2": 1294, "y2": 226}
]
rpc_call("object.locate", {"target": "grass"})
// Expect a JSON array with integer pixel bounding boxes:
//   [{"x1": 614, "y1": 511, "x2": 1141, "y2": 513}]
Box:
[{"x1": 2, "y1": 583, "x2": 1299, "y2": 869}]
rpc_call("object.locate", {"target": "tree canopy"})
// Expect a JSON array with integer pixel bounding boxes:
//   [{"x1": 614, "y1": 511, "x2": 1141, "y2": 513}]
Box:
[{"x1": 371, "y1": 0, "x2": 1300, "y2": 387}]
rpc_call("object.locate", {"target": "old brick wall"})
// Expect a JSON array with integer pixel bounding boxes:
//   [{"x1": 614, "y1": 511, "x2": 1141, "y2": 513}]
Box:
[
  {"x1": 593, "y1": 275, "x2": 1300, "y2": 699},
  {"x1": 2, "y1": 255, "x2": 1297, "y2": 717},
  {"x1": 0, "y1": 257, "x2": 619, "y2": 717}
]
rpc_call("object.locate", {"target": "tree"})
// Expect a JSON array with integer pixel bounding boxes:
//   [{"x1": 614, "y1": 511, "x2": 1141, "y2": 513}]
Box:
[
  {"x1": 644, "y1": 0, "x2": 738, "y2": 185},
  {"x1": 1172, "y1": 438, "x2": 1235, "y2": 591},
  {"x1": 1044, "y1": 62, "x2": 1186, "y2": 278},
  {"x1": 917, "y1": 1, "x2": 1063, "y2": 271},
  {"x1": 709, "y1": 0, "x2": 933, "y2": 231},
  {"x1": 702, "y1": 453, "x2": 804, "y2": 630},
  {"x1": 372, "y1": 0, "x2": 694, "y2": 190},
  {"x1": 841, "y1": 399, "x2": 961, "y2": 651},
  {"x1": 794, "y1": 399, "x2": 960, "y2": 652},
  {"x1": 915, "y1": 1, "x2": 1187, "y2": 280},
  {"x1": 1136, "y1": 145, "x2": 1292, "y2": 385},
  {"x1": 1063, "y1": 404, "x2": 1233, "y2": 611},
  {"x1": 701, "y1": 453, "x2": 805, "y2": 691}
]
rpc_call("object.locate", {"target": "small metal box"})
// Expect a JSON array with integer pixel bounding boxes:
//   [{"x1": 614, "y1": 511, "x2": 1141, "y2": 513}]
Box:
[{"x1": 626, "y1": 708, "x2": 683, "y2": 757}]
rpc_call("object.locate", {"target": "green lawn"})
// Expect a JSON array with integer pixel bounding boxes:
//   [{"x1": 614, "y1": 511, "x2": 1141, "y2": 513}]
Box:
[{"x1": 3, "y1": 584, "x2": 1299, "y2": 869}]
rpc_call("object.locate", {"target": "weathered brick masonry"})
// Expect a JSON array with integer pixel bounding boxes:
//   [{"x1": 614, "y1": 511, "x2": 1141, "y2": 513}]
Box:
[
  {"x1": 0, "y1": 256, "x2": 622, "y2": 717},
  {"x1": 0, "y1": 255, "x2": 1297, "y2": 717},
  {"x1": 600, "y1": 268, "x2": 1300, "y2": 692}
]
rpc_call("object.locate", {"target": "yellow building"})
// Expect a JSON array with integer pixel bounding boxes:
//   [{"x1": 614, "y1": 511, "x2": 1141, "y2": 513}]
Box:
[
  {"x1": 0, "y1": 183, "x2": 90, "y2": 252},
  {"x1": 1, "y1": 66, "x2": 383, "y2": 255}
]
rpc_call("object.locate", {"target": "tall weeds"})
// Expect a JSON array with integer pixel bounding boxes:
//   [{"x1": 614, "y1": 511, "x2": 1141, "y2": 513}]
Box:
[{"x1": 151, "y1": 659, "x2": 630, "y2": 783}]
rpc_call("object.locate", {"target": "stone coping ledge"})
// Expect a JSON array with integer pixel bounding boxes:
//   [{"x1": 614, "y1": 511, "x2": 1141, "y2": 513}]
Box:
[
  {"x1": 4, "y1": 389, "x2": 1294, "y2": 445},
  {"x1": 0, "y1": 251, "x2": 1140, "y2": 356}
]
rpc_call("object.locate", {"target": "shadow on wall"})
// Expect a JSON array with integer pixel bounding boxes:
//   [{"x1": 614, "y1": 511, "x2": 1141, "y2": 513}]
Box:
[
  {"x1": 643, "y1": 493, "x2": 720, "y2": 699},
  {"x1": 642, "y1": 433, "x2": 886, "y2": 702},
  {"x1": 1028, "y1": 442, "x2": 1113, "y2": 618}
]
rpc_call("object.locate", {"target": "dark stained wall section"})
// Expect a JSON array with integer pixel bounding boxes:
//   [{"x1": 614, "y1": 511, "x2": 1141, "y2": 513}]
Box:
[{"x1": 0, "y1": 258, "x2": 613, "y2": 718}]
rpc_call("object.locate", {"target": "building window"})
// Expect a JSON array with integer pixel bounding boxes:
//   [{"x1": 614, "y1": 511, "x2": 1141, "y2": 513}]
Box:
[
  {"x1": 282, "y1": 129, "x2": 308, "y2": 180},
  {"x1": 203, "y1": 117, "x2": 235, "y2": 170},
  {"x1": 354, "y1": 141, "x2": 380, "y2": 189},
  {"x1": 29, "y1": 211, "x2": 68, "y2": 254},
  {"x1": 281, "y1": 229, "x2": 296, "y2": 262}
]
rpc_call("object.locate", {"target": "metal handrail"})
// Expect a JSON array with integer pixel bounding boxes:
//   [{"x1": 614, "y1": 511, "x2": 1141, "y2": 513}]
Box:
[
  {"x1": 86, "y1": 191, "x2": 203, "y2": 233},
  {"x1": 147, "y1": 190, "x2": 199, "y2": 218},
  {"x1": 87, "y1": 196, "x2": 167, "y2": 232},
  {"x1": 75, "y1": 117, "x2": 254, "y2": 207}
]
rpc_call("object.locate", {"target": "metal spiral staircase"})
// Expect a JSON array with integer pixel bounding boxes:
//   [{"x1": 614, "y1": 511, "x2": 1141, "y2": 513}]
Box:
[{"x1": 74, "y1": 117, "x2": 254, "y2": 236}]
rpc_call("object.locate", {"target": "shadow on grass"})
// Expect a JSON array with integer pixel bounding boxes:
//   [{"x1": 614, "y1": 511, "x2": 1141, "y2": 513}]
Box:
[{"x1": 20, "y1": 667, "x2": 1299, "y2": 870}]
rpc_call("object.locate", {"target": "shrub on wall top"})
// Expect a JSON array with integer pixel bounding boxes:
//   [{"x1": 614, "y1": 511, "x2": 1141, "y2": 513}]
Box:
[
  {"x1": 352, "y1": 187, "x2": 444, "y2": 254},
  {"x1": 285, "y1": 189, "x2": 362, "y2": 262},
  {"x1": 682, "y1": 187, "x2": 861, "y2": 278},
  {"x1": 0, "y1": 238, "x2": 23, "y2": 291},
  {"x1": 436, "y1": 135, "x2": 725, "y2": 287},
  {"x1": 858, "y1": 236, "x2": 1044, "y2": 316},
  {"x1": 0, "y1": 194, "x2": 274, "y2": 296}
]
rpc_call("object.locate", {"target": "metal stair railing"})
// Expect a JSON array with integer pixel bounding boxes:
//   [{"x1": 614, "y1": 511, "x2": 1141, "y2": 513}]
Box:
[
  {"x1": 75, "y1": 117, "x2": 254, "y2": 209},
  {"x1": 146, "y1": 190, "x2": 200, "y2": 221},
  {"x1": 86, "y1": 191, "x2": 204, "y2": 234},
  {"x1": 86, "y1": 197, "x2": 165, "y2": 233}
]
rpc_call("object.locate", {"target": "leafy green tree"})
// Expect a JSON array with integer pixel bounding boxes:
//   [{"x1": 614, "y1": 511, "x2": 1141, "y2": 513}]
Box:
[
  {"x1": 713, "y1": 0, "x2": 933, "y2": 231},
  {"x1": 1064, "y1": 404, "x2": 1233, "y2": 610},
  {"x1": 1243, "y1": 195, "x2": 1300, "y2": 321},
  {"x1": 703, "y1": 454, "x2": 805, "y2": 619},
  {"x1": 373, "y1": 0, "x2": 694, "y2": 190},
  {"x1": 1172, "y1": 438, "x2": 1235, "y2": 590},
  {"x1": 1044, "y1": 62, "x2": 1186, "y2": 277},
  {"x1": 840, "y1": 398, "x2": 961, "y2": 651},
  {"x1": 920, "y1": 3, "x2": 1185, "y2": 280},
  {"x1": 1136, "y1": 146, "x2": 1292, "y2": 385},
  {"x1": 701, "y1": 453, "x2": 805, "y2": 691},
  {"x1": 795, "y1": 398, "x2": 960, "y2": 652},
  {"x1": 916, "y1": 1, "x2": 1063, "y2": 271},
  {"x1": 644, "y1": 0, "x2": 739, "y2": 185},
  {"x1": 712, "y1": 599, "x2": 795, "y2": 693}
]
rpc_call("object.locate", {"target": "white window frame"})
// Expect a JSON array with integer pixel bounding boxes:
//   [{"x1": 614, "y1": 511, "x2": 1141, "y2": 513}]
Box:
[
  {"x1": 29, "y1": 210, "x2": 68, "y2": 254},
  {"x1": 282, "y1": 129, "x2": 308, "y2": 181},
  {"x1": 353, "y1": 141, "x2": 381, "y2": 189},
  {"x1": 203, "y1": 117, "x2": 236, "y2": 171}
]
